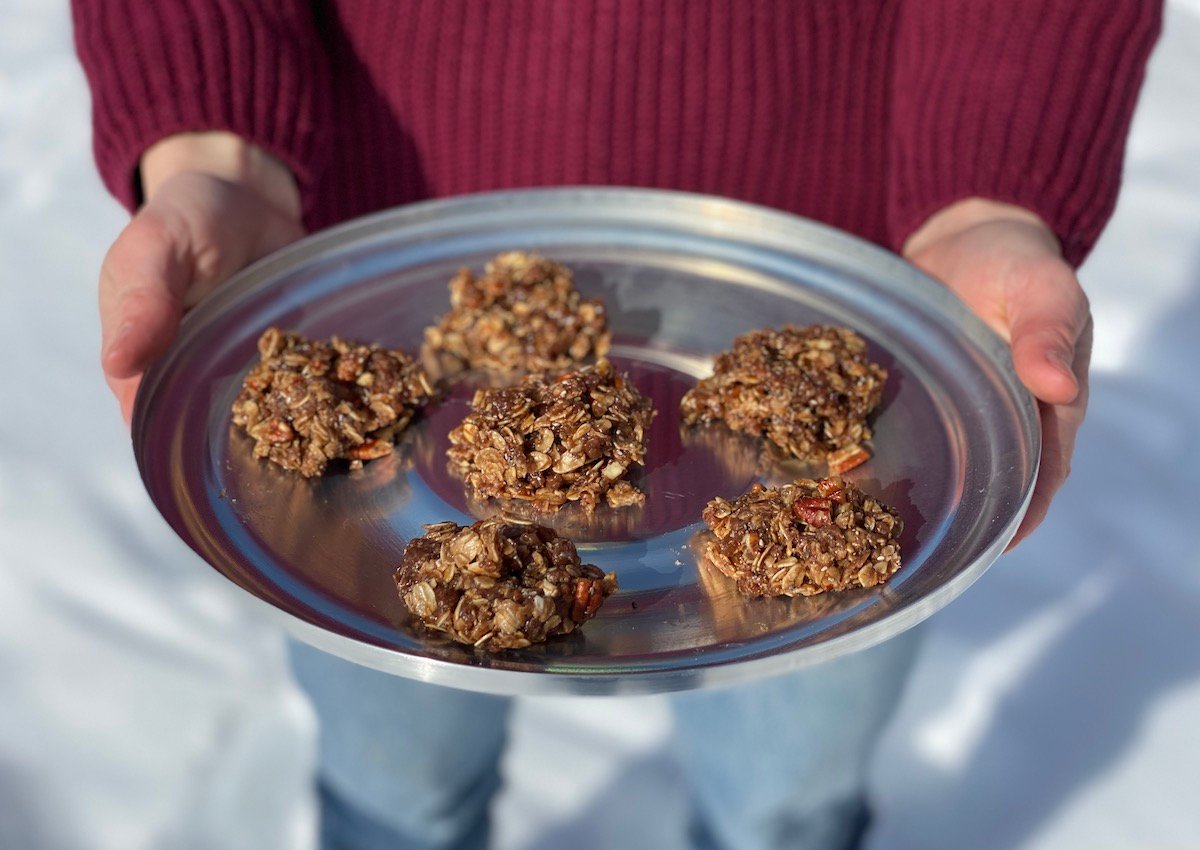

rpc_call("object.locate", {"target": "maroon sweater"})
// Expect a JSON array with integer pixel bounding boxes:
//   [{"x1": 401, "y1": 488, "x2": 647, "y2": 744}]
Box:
[{"x1": 72, "y1": 0, "x2": 1160, "y2": 266}]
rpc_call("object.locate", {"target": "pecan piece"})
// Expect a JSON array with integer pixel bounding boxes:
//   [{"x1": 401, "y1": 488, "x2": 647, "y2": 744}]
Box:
[
  {"x1": 816, "y1": 476, "x2": 848, "y2": 502},
  {"x1": 346, "y1": 439, "x2": 393, "y2": 461},
  {"x1": 571, "y1": 577, "x2": 605, "y2": 621},
  {"x1": 792, "y1": 497, "x2": 833, "y2": 528},
  {"x1": 258, "y1": 419, "x2": 294, "y2": 443},
  {"x1": 827, "y1": 443, "x2": 871, "y2": 474}
]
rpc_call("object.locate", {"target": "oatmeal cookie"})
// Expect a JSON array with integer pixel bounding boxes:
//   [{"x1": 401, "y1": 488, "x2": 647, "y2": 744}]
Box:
[
  {"x1": 701, "y1": 476, "x2": 902, "y2": 597},
  {"x1": 679, "y1": 325, "x2": 886, "y2": 473},
  {"x1": 423, "y1": 251, "x2": 611, "y2": 375},
  {"x1": 447, "y1": 358, "x2": 654, "y2": 512},
  {"x1": 231, "y1": 328, "x2": 436, "y2": 477},
  {"x1": 395, "y1": 518, "x2": 618, "y2": 650}
]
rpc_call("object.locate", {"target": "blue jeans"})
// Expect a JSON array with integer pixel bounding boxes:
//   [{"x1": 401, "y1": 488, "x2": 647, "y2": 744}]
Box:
[{"x1": 289, "y1": 631, "x2": 919, "y2": 850}]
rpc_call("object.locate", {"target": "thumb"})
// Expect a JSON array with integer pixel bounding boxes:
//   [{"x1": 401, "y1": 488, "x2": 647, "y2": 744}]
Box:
[
  {"x1": 99, "y1": 209, "x2": 191, "y2": 382},
  {"x1": 1007, "y1": 268, "x2": 1090, "y2": 406}
]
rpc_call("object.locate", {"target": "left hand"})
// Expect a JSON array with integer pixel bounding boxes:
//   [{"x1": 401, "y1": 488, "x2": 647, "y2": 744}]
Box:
[
  {"x1": 99, "y1": 132, "x2": 304, "y2": 423},
  {"x1": 903, "y1": 198, "x2": 1092, "y2": 549}
]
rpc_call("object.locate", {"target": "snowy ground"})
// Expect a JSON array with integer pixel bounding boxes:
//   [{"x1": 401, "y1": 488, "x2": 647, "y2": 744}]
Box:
[{"x1": 2, "y1": 2, "x2": 1198, "y2": 849}]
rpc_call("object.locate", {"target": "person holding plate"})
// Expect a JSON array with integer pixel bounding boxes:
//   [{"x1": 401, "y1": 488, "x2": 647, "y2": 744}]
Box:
[{"x1": 71, "y1": 2, "x2": 1160, "y2": 848}]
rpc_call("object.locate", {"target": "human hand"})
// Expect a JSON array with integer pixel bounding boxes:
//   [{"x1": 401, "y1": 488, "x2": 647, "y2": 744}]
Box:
[
  {"x1": 903, "y1": 198, "x2": 1091, "y2": 549},
  {"x1": 99, "y1": 132, "x2": 304, "y2": 423}
]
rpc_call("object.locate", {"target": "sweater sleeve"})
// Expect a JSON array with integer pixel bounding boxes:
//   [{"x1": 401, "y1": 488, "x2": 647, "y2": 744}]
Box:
[
  {"x1": 71, "y1": 0, "x2": 332, "y2": 219},
  {"x1": 888, "y1": 0, "x2": 1162, "y2": 267}
]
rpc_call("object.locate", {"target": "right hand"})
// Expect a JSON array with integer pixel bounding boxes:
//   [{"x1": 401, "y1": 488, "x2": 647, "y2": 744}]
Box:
[
  {"x1": 903, "y1": 198, "x2": 1091, "y2": 549},
  {"x1": 99, "y1": 132, "x2": 304, "y2": 423}
]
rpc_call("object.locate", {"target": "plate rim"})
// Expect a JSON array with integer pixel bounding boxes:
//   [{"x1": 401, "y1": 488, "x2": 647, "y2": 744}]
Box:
[{"x1": 133, "y1": 186, "x2": 1040, "y2": 696}]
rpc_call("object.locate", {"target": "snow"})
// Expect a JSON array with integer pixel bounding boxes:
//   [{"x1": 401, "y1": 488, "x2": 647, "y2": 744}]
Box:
[{"x1": 1, "y1": 1, "x2": 1197, "y2": 847}]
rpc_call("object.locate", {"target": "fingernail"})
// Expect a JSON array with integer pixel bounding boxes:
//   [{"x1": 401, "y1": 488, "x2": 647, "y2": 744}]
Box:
[
  {"x1": 1046, "y1": 350, "x2": 1076, "y2": 384},
  {"x1": 1046, "y1": 348, "x2": 1071, "y2": 368}
]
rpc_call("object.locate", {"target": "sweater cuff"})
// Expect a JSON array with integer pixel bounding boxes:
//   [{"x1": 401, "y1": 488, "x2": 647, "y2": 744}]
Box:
[
  {"x1": 71, "y1": 0, "x2": 331, "y2": 223},
  {"x1": 888, "y1": 0, "x2": 1162, "y2": 267}
]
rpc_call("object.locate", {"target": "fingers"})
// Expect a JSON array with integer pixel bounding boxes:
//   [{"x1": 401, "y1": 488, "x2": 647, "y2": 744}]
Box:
[
  {"x1": 1008, "y1": 266, "x2": 1090, "y2": 406},
  {"x1": 901, "y1": 212, "x2": 1094, "y2": 550},
  {"x1": 96, "y1": 170, "x2": 307, "y2": 428},
  {"x1": 1008, "y1": 320, "x2": 1091, "y2": 549},
  {"x1": 99, "y1": 210, "x2": 190, "y2": 381},
  {"x1": 1008, "y1": 403, "x2": 1069, "y2": 549}
]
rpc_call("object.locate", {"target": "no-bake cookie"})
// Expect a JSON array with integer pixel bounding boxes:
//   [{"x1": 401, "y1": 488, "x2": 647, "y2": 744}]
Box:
[
  {"x1": 423, "y1": 251, "x2": 610, "y2": 375},
  {"x1": 701, "y1": 476, "x2": 902, "y2": 597},
  {"x1": 447, "y1": 358, "x2": 654, "y2": 512},
  {"x1": 232, "y1": 328, "x2": 435, "y2": 477},
  {"x1": 395, "y1": 518, "x2": 618, "y2": 650},
  {"x1": 680, "y1": 325, "x2": 886, "y2": 473}
]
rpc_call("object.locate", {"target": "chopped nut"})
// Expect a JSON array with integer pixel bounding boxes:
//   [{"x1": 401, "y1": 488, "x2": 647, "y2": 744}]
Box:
[
  {"x1": 394, "y1": 518, "x2": 618, "y2": 651},
  {"x1": 231, "y1": 329, "x2": 437, "y2": 477},
  {"x1": 792, "y1": 497, "x2": 833, "y2": 528},
  {"x1": 447, "y1": 359, "x2": 655, "y2": 513},
  {"x1": 701, "y1": 477, "x2": 903, "y2": 597},
  {"x1": 680, "y1": 325, "x2": 886, "y2": 471},
  {"x1": 346, "y1": 439, "x2": 393, "y2": 461},
  {"x1": 827, "y1": 443, "x2": 872, "y2": 475},
  {"x1": 571, "y1": 577, "x2": 606, "y2": 621},
  {"x1": 601, "y1": 461, "x2": 626, "y2": 480},
  {"x1": 816, "y1": 478, "x2": 846, "y2": 500},
  {"x1": 254, "y1": 419, "x2": 294, "y2": 444}
]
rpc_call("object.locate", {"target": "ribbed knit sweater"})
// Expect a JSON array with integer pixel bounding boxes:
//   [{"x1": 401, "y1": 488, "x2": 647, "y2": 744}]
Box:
[{"x1": 72, "y1": 0, "x2": 1161, "y2": 266}]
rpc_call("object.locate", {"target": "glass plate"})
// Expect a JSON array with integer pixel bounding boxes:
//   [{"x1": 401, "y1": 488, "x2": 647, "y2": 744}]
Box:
[{"x1": 133, "y1": 188, "x2": 1038, "y2": 695}]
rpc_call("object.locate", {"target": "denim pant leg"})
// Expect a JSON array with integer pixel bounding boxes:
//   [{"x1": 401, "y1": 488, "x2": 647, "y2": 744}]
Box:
[
  {"x1": 288, "y1": 641, "x2": 512, "y2": 850},
  {"x1": 669, "y1": 629, "x2": 922, "y2": 850}
]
